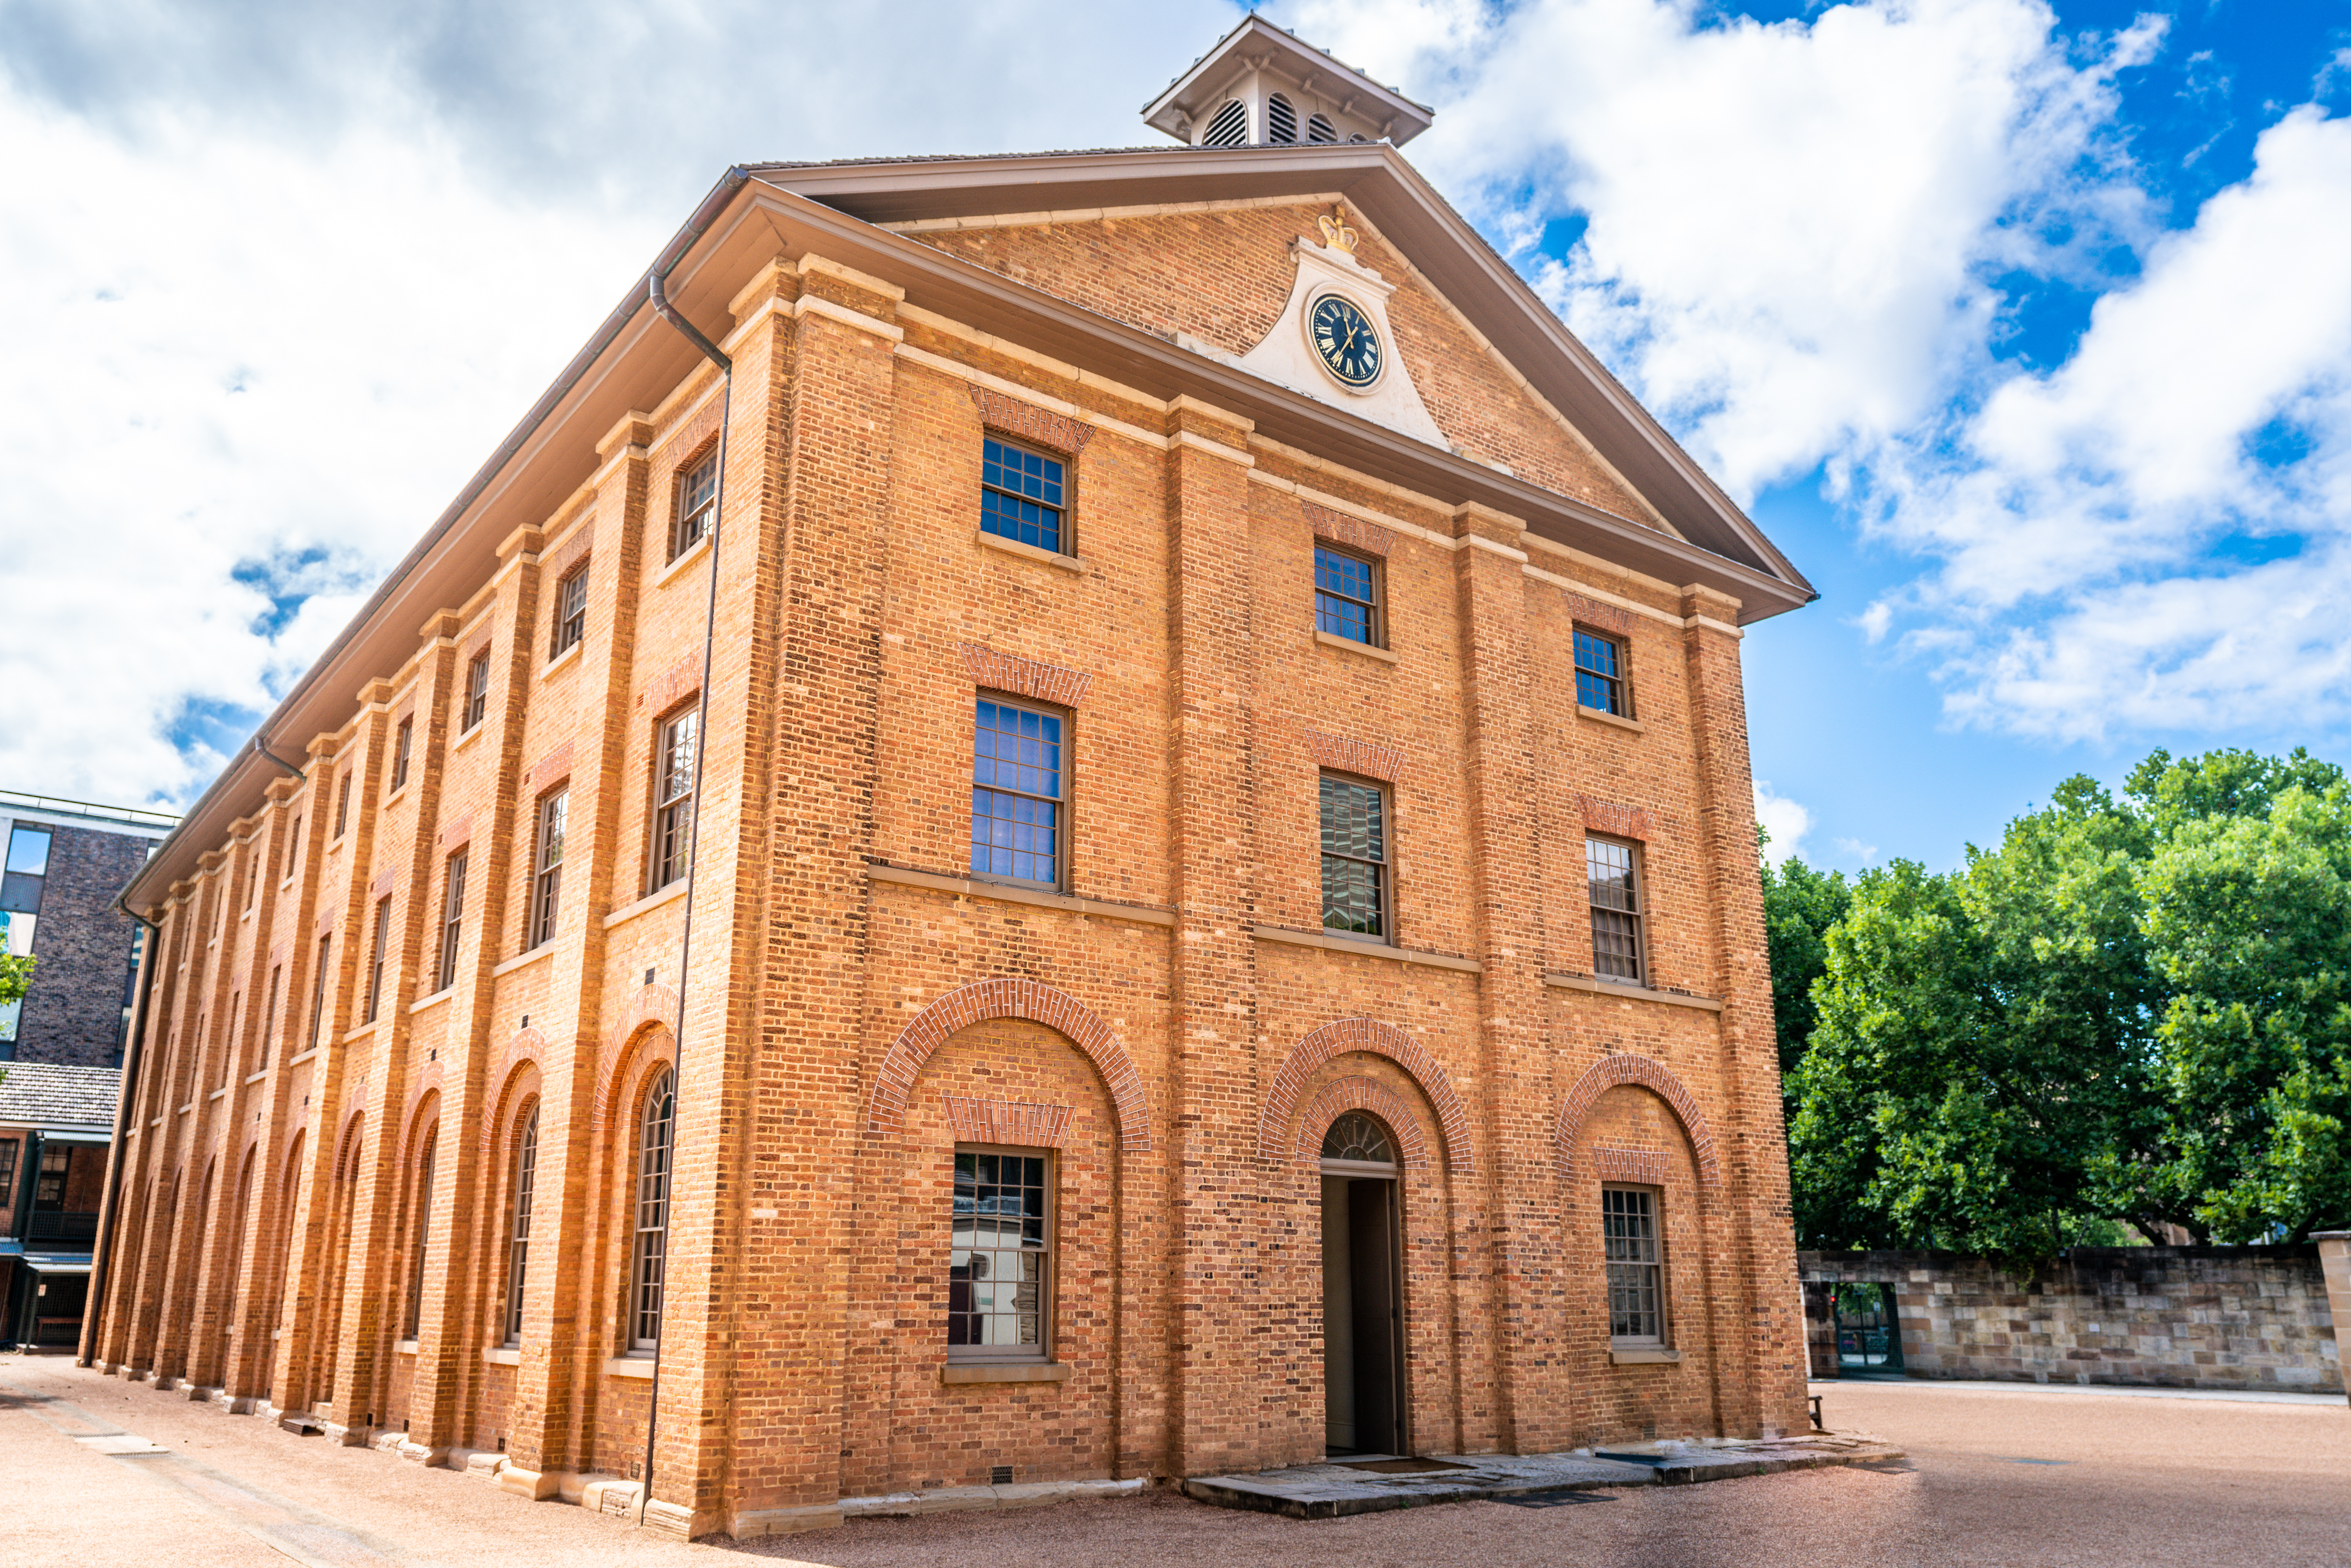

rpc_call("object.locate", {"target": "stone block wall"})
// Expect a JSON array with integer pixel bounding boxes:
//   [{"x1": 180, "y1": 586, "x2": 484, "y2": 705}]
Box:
[{"x1": 1801, "y1": 1248, "x2": 2342, "y2": 1394}]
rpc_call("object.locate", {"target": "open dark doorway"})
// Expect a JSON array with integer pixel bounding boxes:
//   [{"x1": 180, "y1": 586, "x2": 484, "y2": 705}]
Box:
[{"x1": 1320, "y1": 1111, "x2": 1405, "y2": 1456}]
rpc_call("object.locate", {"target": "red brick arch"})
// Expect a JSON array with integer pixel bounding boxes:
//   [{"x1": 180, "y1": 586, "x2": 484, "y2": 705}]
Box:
[
  {"x1": 865, "y1": 979, "x2": 1151, "y2": 1152},
  {"x1": 1554, "y1": 1053, "x2": 1720, "y2": 1186},
  {"x1": 1259, "y1": 1018, "x2": 1475, "y2": 1173},
  {"x1": 1292, "y1": 1076, "x2": 1431, "y2": 1170}
]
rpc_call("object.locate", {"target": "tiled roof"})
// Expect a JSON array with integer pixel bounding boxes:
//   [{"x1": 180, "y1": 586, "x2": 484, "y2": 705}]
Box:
[{"x1": 0, "y1": 1062, "x2": 121, "y2": 1132}]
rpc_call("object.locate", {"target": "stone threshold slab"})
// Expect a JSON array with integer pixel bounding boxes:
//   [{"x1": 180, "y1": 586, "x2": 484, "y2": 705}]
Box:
[{"x1": 1182, "y1": 1433, "x2": 1904, "y2": 1519}]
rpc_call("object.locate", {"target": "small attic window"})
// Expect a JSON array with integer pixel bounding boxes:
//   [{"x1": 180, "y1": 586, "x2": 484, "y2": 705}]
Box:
[
  {"x1": 1202, "y1": 99, "x2": 1249, "y2": 147},
  {"x1": 1307, "y1": 113, "x2": 1338, "y2": 144},
  {"x1": 1348, "y1": 132, "x2": 1371, "y2": 144},
  {"x1": 1267, "y1": 94, "x2": 1298, "y2": 144}
]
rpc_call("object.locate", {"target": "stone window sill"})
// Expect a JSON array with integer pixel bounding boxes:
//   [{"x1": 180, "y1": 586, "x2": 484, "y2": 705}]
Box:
[
  {"x1": 342, "y1": 1019, "x2": 381, "y2": 1045},
  {"x1": 604, "y1": 1356, "x2": 656, "y2": 1381},
  {"x1": 975, "y1": 528, "x2": 1087, "y2": 575},
  {"x1": 409, "y1": 987, "x2": 453, "y2": 1015},
  {"x1": 452, "y1": 722, "x2": 485, "y2": 755},
  {"x1": 482, "y1": 1347, "x2": 521, "y2": 1367},
  {"x1": 287, "y1": 1049, "x2": 318, "y2": 1067},
  {"x1": 384, "y1": 785, "x2": 409, "y2": 810},
  {"x1": 491, "y1": 945, "x2": 554, "y2": 979},
  {"x1": 1314, "y1": 629, "x2": 1398, "y2": 663},
  {"x1": 1543, "y1": 972, "x2": 1722, "y2": 1012},
  {"x1": 1253, "y1": 925, "x2": 1482, "y2": 974},
  {"x1": 653, "y1": 533, "x2": 712, "y2": 589},
  {"x1": 395, "y1": 1340, "x2": 418, "y2": 1356},
  {"x1": 866, "y1": 863, "x2": 1175, "y2": 927},
  {"x1": 940, "y1": 1362, "x2": 1070, "y2": 1385},
  {"x1": 605, "y1": 879, "x2": 690, "y2": 930},
  {"x1": 541, "y1": 641, "x2": 582, "y2": 682},
  {"x1": 1578, "y1": 704, "x2": 1645, "y2": 734},
  {"x1": 1610, "y1": 1346, "x2": 1683, "y2": 1365}
]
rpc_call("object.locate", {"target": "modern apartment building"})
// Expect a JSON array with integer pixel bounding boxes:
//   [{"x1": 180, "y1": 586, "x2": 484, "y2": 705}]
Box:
[{"x1": 89, "y1": 18, "x2": 1817, "y2": 1539}]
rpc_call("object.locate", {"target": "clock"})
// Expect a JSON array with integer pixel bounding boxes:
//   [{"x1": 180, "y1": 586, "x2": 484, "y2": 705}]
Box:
[{"x1": 1307, "y1": 292, "x2": 1383, "y2": 390}]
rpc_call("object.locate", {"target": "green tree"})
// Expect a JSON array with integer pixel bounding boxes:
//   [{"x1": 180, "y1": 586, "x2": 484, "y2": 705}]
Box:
[{"x1": 1761, "y1": 852, "x2": 1851, "y2": 1083}]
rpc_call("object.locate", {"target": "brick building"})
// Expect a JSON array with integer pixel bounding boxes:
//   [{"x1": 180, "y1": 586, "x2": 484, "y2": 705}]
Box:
[
  {"x1": 89, "y1": 19, "x2": 1818, "y2": 1538},
  {"x1": 0, "y1": 790, "x2": 173, "y2": 1067}
]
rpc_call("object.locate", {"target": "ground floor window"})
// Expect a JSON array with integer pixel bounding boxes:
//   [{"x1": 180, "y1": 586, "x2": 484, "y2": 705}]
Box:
[
  {"x1": 947, "y1": 1148, "x2": 1049, "y2": 1360},
  {"x1": 1603, "y1": 1185, "x2": 1666, "y2": 1346}
]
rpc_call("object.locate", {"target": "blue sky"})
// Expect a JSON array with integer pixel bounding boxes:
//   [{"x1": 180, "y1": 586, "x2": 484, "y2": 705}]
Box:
[{"x1": 1, "y1": 0, "x2": 2347, "y2": 875}]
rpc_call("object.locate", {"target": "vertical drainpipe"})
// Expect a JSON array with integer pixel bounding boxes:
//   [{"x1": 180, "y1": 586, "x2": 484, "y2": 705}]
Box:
[{"x1": 636, "y1": 169, "x2": 745, "y2": 1526}]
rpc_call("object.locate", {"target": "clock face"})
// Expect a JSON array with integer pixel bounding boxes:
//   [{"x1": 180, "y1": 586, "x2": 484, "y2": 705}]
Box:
[{"x1": 1308, "y1": 293, "x2": 1383, "y2": 389}]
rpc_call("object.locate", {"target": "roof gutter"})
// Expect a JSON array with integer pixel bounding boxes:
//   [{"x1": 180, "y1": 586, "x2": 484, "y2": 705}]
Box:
[{"x1": 120, "y1": 167, "x2": 756, "y2": 915}]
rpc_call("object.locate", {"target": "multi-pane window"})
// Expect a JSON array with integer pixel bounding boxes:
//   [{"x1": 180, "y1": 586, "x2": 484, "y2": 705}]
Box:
[
  {"x1": 1587, "y1": 837, "x2": 1644, "y2": 984},
  {"x1": 389, "y1": 717, "x2": 413, "y2": 793},
  {"x1": 650, "y1": 708, "x2": 698, "y2": 892},
  {"x1": 979, "y1": 438, "x2": 1065, "y2": 555},
  {"x1": 464, "y1": 652, "x2": 491, "y2": 731},
  {"x1": 1319, "y1": 774, "x2": 1388, "y2": 939},
  {"x1": 435, "y1": 851, "x2": 467, "y2": 993},
  {"x1": 672, "y1": 452, "x2": 717, "y2": 562},
  {"x1": 1574, "y1": 628, "x2": 1631, "y2": 717},
  {"x1": 529, "y1": 791, "x2": 567, "y2": 948},
  {"x1": 553, "y1": 568, "x2": 588, "y2": 658},
  {"x1": 948, "y1": 1149, "x2": 1049, "y2": 1360},
  {"x1": 306, "y1": 934, "x2": 332, "y2": 1054},
  {"x1": 970, "y1": 699, "x2": 1061, "y2": 886},
  {"x1": 257, "y1": 966, "x2": 280, "y2": 1076},
  {"x1": 283, "y1": 817, "x2": 299, "y2": 881},
  {"x1": 504, "y1": 1104, "x2": 539, "y2": 1345},
  {"x1": 334, "y1": 771, "x2": 352, "y2": 838},
  {"x1": 406, "y1": 1131, "x2": 436, "y2": 1339},
  {"x1": 629, "y1": 1069, "x2": 675, "y2": 1352},
  {"x1": 364, "y1": 896, "x2": 392, "y2": 1023},
  {"x1": 1314, "y1": 545, "x2": 1380, "y2": 645},
  {"x1": 1603, "y1": 1187, "x2": 1665, "y2": 1344}
]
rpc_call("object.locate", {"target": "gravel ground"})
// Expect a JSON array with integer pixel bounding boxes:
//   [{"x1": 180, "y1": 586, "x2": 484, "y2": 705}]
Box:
[{"x1": 6, "y1": 1355, "x2": 2346, "y2": 1568}]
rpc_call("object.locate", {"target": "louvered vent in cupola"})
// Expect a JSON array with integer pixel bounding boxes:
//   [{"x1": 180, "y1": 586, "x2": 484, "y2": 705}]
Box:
[
  {"x1": 1307, "y1": 112, "x2": 1338, "y2": 144},
  {"x1": 1201, "y1": 99, "x2": 1249, "y2": 147},
  {"x1": 1267, "y1": 93, "x2": 1298, "y2": 144}
]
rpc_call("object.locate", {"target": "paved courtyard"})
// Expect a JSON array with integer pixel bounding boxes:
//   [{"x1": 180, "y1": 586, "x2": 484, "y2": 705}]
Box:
[{"x1": 4, "y1": 1354, "x2": 2346, "y2": 1567}]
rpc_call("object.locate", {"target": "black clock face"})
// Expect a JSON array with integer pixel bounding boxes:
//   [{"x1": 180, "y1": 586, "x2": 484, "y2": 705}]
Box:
[{"x1": 1309, "y1": 294, "x2": 1382, "y2": 388}]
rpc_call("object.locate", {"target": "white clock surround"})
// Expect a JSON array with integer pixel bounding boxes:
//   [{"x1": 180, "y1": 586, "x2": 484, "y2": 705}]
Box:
[{"x1": 1235, "y1": 235, "x2": 1447, "y2": 448}]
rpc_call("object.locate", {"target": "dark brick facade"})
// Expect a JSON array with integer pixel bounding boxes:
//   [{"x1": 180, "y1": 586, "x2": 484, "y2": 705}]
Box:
[{"x1": 13, "y1": 823, "x2": 148, "y2": 1067}]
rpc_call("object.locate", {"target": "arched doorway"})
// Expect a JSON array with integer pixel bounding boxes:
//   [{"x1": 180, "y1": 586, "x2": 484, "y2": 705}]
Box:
[{"x1": 1320, "y1": 1110, "x2": 1405, "y2": 1455}]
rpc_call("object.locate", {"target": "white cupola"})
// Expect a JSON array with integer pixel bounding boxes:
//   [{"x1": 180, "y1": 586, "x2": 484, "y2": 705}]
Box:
[{"x1": 1141, "y1": 14, "x2": 1434, "y2": 150}]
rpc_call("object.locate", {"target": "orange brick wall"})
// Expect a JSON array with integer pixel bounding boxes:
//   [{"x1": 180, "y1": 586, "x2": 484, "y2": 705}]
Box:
[{"x1": 89, "y1": 201, "x2": 1808, "y2": 1537}]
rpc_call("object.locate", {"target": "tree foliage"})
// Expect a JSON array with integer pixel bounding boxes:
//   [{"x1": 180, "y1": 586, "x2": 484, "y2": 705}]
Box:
[{"x1": 1775, "y1": 747, "x2": 2351, "y2": 1257}]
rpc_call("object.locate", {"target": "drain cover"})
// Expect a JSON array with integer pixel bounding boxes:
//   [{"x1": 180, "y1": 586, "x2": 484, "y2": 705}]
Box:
[{"x1": 1494, "y1": 1488, "x2": 1617, "y2": 1509}]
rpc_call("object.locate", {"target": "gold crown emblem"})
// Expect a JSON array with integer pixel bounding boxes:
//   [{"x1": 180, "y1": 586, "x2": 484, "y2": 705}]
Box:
[{"x1": 1317, "y1": 208, "x2": 1359, "y2": 254}]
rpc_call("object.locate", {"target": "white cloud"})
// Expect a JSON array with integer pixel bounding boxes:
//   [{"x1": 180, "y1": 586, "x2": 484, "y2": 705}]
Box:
[
  {"x1": 1754, "y1": 780, "x2": 1815, "y2": 864},
  {"x1": 1297, "y1": 0, "x2": 2351, "y2": 747},
  {"x1": 1834, "y1": 836, "x2": 1883, "y2": 863},
  {"x1": 0, "y1": 0, "x2": 1233, "y2": 807}
]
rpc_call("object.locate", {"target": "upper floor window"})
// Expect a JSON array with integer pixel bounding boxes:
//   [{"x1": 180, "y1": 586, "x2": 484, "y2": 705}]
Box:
[
  {"x1": 1574, "y1": 628, "x2": 1631, "y2": 717},
  {"x1": 1314, "y1": 545, "x2": 1381, "y2": 646},
  {"x1": 464, "y1": 651, "x2": 491, "y2": 731},
  {"x1": 333, "y1": 771, "x2": 353, "y2": 838},
  {"x1": 1587, "y1": 836, "x2": 1644, "y2": 983},
  {"x1": 948, "y1": 1148, "x2": 1049, "y2": 1361},
  {"x1": 980, "y1": 438, "x2": 1065, "y2": 556},
  {"x1": 529, "y1": 790, "x2": 567, "y2": 949},
  {"x1": 1604, "y1": 1186, "x2": 1666, "y2": 1346},
  {"x1": 406, "y1": 1129, "x2": 437, "y2": 1340},
  {"x1": 553, "y1": 568, "x2": 588, "y2": 658},
  {"x1": 305, "y1": 933, "x2": 332, "y2": 1055},
  {"x1": 650, "y1": 707, "x2": 699, "y2": 893},
  {"x1": 363, "y1": 896, "x2": 393, "y2": 1023},
  {"x1": 672, "y1": 452, "x2": 717, "y2": 563},
  {"x1": 1319, "y1": 774, "x2": 1389, "y2": 940},
  {"x1": 435, "y1": 850, "x2": 467, "y2": 993},
  {"x1": 389, "y1": 717, "x2": 413, "y2": 793},
  {"x1": 970, "y1": 698, "x2": 1062, "y2": 887}
]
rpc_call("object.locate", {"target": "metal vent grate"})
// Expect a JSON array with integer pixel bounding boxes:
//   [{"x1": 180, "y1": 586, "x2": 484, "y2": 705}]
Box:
[
  {"x1": 1201, "y1": 99, "x2": 1249, "y2": 147},
  {"x1": 1267, "y1": 94, "x2": 1297, "y2": 144},
  {"x1": 1307, "y1": 113, "x2": 1338, "y2": 144},
  {"x1": 990, "y1": 1464, "x2": 1014, "y2": 1486}
]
